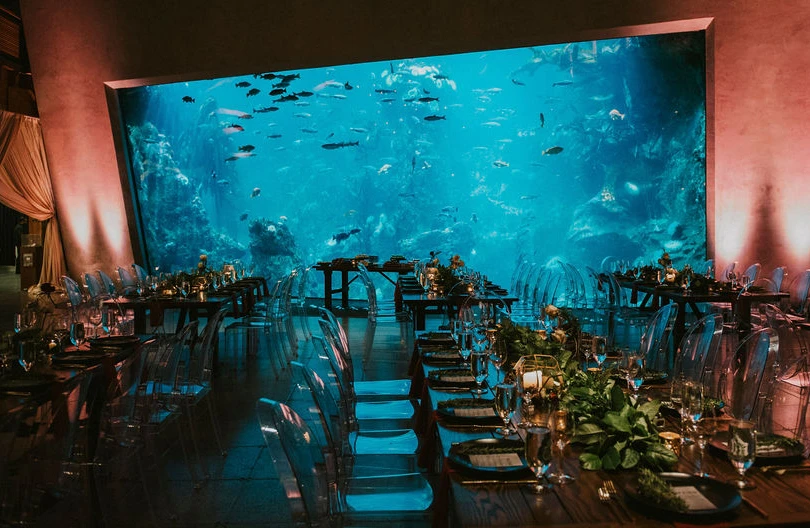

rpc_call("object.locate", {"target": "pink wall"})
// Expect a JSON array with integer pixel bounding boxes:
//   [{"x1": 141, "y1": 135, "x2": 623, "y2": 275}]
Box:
[{"x1": 19, "y1": 0, "x2": 810, "y2": 281}]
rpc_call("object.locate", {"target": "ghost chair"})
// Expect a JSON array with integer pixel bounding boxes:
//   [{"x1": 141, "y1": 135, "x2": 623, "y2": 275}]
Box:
[
  {"x1": 132, "y1": 263, "x2": 149, "y2": 286},
  {"x1": 602, "y1": 271, "x2": 648, "y2": 349},
  {"x1": 714, "y1": 328, "x2": 779, "y2": 428},
  {"x1": 718, "y1": 261, "x2": 739, "y2": 284},
  {"x1": 293, "y1": 264, "x2": 318, "y2": 342},
  {"x1": 291, "y1": 362, "x2": 419, "y2": 475},
  {"x1": 507, "y1": 263, "x2": 544, "y2": 328},
  {"x1": 600, "y1": 255, "x2": 619, "y2": 274},
  {"x1": 636, "y1": 303, "x2": 679, "y2": 374},
  {"x1": 97, "y1": 270, "x2": 120, "y2": 299},
  {"x1": 62, "y1": 275, "x2": 85, "y2": 310},
  {"x1": 784, "y1": 269, "x2": 810, "y2": 322},
  {"x1": 356, "y1": 263, "x2": 409, "y2": 324},
  {"x1": 116, "y1": 266, "x2": 140, "y2": 297},
  {"x1": 256, "y1": 399, "x2": 432, "y2": 527},
  {"x1": 317, "y1": 316, "x2": 412, "y2": 402},
  {"x1": 509, "y1": 255, "x2": 531, "y2": 297},
  {"x1": 84, "y1": 272, "x2": 108, "y2": 301},
  {"x1": 770, "y1": 266, "x2": 788, "y2": 293},
  {"x1": 670, "y1": 314, "x2": 725, "y2": 389}
]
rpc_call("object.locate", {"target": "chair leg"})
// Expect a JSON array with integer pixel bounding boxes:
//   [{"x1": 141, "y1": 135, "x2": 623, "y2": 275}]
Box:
[{"x1": 205, "y1": 396, "x2": 227, "y2": 457}]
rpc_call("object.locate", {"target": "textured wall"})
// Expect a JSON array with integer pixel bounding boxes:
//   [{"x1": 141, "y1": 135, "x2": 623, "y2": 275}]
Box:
[{"x1": 19, "y1": 0, "x2": 810, "y2": 279}]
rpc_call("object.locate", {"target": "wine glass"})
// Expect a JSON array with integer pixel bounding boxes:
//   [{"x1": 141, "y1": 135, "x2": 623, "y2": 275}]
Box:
[
  {"x1": 23, "y1": 310, "x2": 37, "y2": 330},
  {"x1": 625, "y1": 353, "x2": 644, "y2": 398},
  {"x1": 18, "y1": 340, "x2": 37, "y2": 372},
  {"x1": 87, "y1": 303, "x2": 103, "y2": 339},
  {"x1": 524, "y1": 426, "x2": 553, "y2": 493},
  {"x1": 70, "y1": 322, "x2": 86, "y2": 349},
  {"x1": 728, "y1": 420, "x2": 757, "y2": 489},
  {"x1": 488, "y1": 337, "x2": 507, "y2": 384},
  {"x1": 101, "y1": 307, "x2": 118, "y2": 335},
  {"x1": 695, "y1": 406, "x2": 719, "y2": 477},
  {"x1": 680, "y1": 381, "x2": 703, "y2": 445},
  {"x1": 493, "y1": 381, "x2": 518, "y2": 438},
  {"x1": 592, "y1": 335, "x2": 607, "y2": 370},
  {"x1": 457, "y1": 328, "x2": 473, "y2": 366},
  {"x1": 470, "y1": 349, "x2": 489, "y2": 395},
  {"x1": 13, "y1": 313, "x2": 22, "y2": 334},
  {"x1": 548, "y1": 409, "x2": 575, "y2": 484}
]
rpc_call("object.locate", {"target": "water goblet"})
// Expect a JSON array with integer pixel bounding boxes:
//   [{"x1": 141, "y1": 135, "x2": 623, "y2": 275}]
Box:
[
  {"x1": 457, "y1": 329, "x2": 473, "y2": 366},
  {"x1": 23, "y1": 310, "x2": 37, "y2": 330},
  {"x1": 625, "y1": 353, "x2": 644, "y2": 398},
  {"x1": 592, "y1": 335, "x2": 607, "y2": 370},
  {"x1": 695, "y1": 407, "x2": 719, "y2": 477},
  {"x1": 493, "y1": 381, "x2": 518, "y2": 438},
  {"x1": 524, "y1": 426, "x2": 553, "y2": 493},
  {"x1": 548, "y1": 409, "x2": 575, "y2": 484},
  {"x1": 680, "y1": 380, "x2": 703, "y2": 445},
  {"x1": 70, "y1": 322, "x2": 86, "y2": 349},
  {"x1": 728, "y1": 420, "x2": 757, "y2": 489},
  {"x1": 470, "y1": 349, "x2": 489, "y2": 395},
  {"x1": 488, "y1": 337, "x2": 507, "y2": 384},
  {"x1": 101, "y1": 307, "x2": 118, "y2": 335},
  {"x1": 87, "y1": 303, "x2": 103, "y2": 339}
]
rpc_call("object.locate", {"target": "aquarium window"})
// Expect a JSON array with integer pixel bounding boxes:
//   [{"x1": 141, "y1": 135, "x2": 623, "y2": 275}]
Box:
[{"x1": 115, "y1": 31, "x2": 707, "y2": 287}]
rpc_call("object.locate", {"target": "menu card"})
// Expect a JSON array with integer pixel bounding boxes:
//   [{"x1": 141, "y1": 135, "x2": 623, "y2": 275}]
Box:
[
  {"x1": 673, "y1": 486, "x2": 717, "y2": 511},
  {"x1": 442, "y1": 374, "x2": 474, "y2": 383},
  {"x1": 454, "y1": 407, "x2": 496, "y2": 417},
  {"x1": 468, "y1": 453, "x2": 522, "y2": 468}
]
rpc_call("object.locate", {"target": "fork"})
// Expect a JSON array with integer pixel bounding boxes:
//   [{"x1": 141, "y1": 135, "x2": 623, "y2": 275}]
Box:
[{"x1": 602, "y1": 480, "x2": 633, "y2": 521}]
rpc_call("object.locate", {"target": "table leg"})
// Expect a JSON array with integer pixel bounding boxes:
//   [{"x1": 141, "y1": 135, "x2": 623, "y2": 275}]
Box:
[
  {"x1": 414, "y1": 306, "x2": 426, "y2": 331},
  {"x1": 341, "y1": 270, "x2": 349, "y2": 309},
  {"x1": 673, "y1": 301, "x2": 686, "y2": 351},
  {"x1": 323, "y1": 271, "x2": 333, "y2": 311}
]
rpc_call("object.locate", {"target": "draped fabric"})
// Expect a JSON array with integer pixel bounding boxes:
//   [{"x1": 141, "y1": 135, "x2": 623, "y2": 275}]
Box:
[{"x1": 0, "y1": 111, "x2": 66, "y2": 284}]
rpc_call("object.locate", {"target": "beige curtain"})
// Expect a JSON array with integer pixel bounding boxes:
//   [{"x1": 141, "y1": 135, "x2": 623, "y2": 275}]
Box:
[{"x1": 0, "y1": 112, "x2": 66, "y2": 284}]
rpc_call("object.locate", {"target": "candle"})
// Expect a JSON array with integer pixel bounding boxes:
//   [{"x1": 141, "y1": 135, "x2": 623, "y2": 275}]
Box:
[{"x1": 522, "y1": 370, "x2": 543, "y2": 391}]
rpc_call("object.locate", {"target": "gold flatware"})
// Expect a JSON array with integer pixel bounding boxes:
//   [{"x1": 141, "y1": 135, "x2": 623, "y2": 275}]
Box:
[
  {"x1": 742, "y1": 495, "x2": 769, "y2": 518},
  {"x1": 462, "y1": 478, "x2": 537, "y2": 485},
  {"x1": 760, "y1": 464, "x2": 810, "y2": 475},
  {"x1": 602, "y1": 479, "x2": 634, "y2": 521}
]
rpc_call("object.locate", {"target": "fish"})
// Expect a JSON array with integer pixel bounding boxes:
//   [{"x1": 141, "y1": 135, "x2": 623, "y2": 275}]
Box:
[
  {"x1": 520, "y1": 195, "x2": 539, "y2": 200},
  {"x1": 211, "y1": 169, "x2": 217, "y2": 179},
  {"x1": 552, "y1": 80, "x2": 573, "y2": 87},
  {"x1": 493, "y1": 160, "x2": 509, "y2": 168},
  {"x1": 250, "y1": 187, "x2": 261, "y2": 198},
  {"x1": 318, "y1": 93, "x2": 347, "y2": 100},
  {"x1": 330, "y1": 227, "x2": 361, "y2": 244},
  {"x1": 238, "y1": 145, "x2": 255, "y2": 152},
  {"x1": 424, "y1": 115, "x2": 446, "y2": 121},
  {"x1": 237, "y1": 113, "x2": 253, "y2": 119},
  {"x1": 269, "y1": 88, "x2": 286, "y2": 96},
  {"x1": 253, "y1": 106, "x2": 279, "y2": 113},
  {"x1": 542, "y1": 146, "x2": 564, "y2": 155},
  {"x1": 182, "y1": 96, "x2": 195, "y2": 103},
  {"x1": 326, "y1": 132, "x2": 334, "y2": 138},
  {"x1": 379, "y1": 98, "x2": 395, "y2": 103},
  {"x1": 511, "y1": 79, "x2": 525, "y2": 86},
  {"x1": 235, "y1": 81, "x2": 251, "y2": 88},
  {"x1": 375, "y1": 89, "x2": 396, "y2": 94},
  {"x1": 279, "y1": 215, "x2": 288, "y2": 222},
  {"x1": 441, "y1": 206, "x2": 458, "y2": 213},
  {"x1": 349, "y1": 127, "x2": 368, "y2": 133},
  {"x1": 267, "y1": 134, "x2": 282, "y2": 139},
  {"x1": 279, "y1": 73, "x2": 300, "y2": 82},
  {"x1": 418, "y1": 97, "x2": 439, "y2": 103},
  {"x1": 482, "y1": 121, "x2": 501, "y2": 127},
  {"x1": 398, "y1": 192, "x2": 416, "y2": 198},
  {"x1": 321, "y1": 141, "x2": 359, "y2": 150},
  {"x1": 609, "y1": 108, "x2": 626, "y2": 121},
  {"x1": 246, "y1": 88, "x2": 261, "y2": 97},
  {"x1": 540, "y1": 112, "x2": 545, "y2": 128},
  {"x1": 344, "y1": 81, "x2": 353, "y2": 90},
  {"x1": 273, "y1": 94, "x2": 299, "y2": 103},
  {"x1": 273, "y1": 81, "x2": 290, "y2": 89},
  {"x1": 293, "y1": 112, "x2": 312, "y2": 118},
  {"x1": 471, "y1": 213, "x2": 478, "y2": 223},
  {"x1": 239, "y1": 213, "x2": 249, "y2": 221},
  {"x1": 432, "y1": 74, "x2": 450, "y2": 80},
  {"x1": 223, "y1": 124, "x2": 245, "y2": 133},
  {"x1": 300, "y1": 128, "x2": 318, "y2": 134},
  {"x1": 217, "y1": 179, "x2": 230, "y2": 185},
  {"x1": 294, "y1": 101, "x2": 310, "y2": 106},
  {"x1": 295, "y1": 91, "x2": 314, "y2": 97},
  {"x1": 258, "y1": 73, "x2": 276, "y2": 80},
  {"x1": 378, "y1": 164, "x2": 392, "y2": 174}
]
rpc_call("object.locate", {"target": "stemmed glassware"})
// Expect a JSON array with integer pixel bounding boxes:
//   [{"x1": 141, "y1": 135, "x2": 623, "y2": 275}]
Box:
[
  {"x1": 524, "y1": 426, "x2": 553, "y2": 493},
  {"x1": 488, "y1": 336, "x2": 507, "y2": 384},
  {"x1": 680, "y1": 380, "x2": 703, "y2": 444},
  {"x1": 70, "y1": 322, "x2": 86, "y2": 349},
  {"x1": 470, "y1": 349, "x2": 489, "y2": 395},
  {"x1": 456, "y1": 322, "x2": 473, "y2": 366},
  {"x1": 18, "y1": 340, "x2": 36, "y2": 372},
  {"x1": 728, "y1": 420, "x2": 757, "y2": 489},
  {"x1": 493, "y1": 381, "x2": 518, "y2": 438},
  {"x1": 625, "y1": 352, "x2": 645, "y2": 398},
  {"x1": 87, "y1": 303, "x2": 103, "y2": 339},
  {"x1": 591, "y1": 335, "x2": 607, "y2": 370},
  {"x1": 695, "y1": 406, "x2": 719, "y2": 478},
  {"x1": 13, "y1": 313, "x2": 22, "y2": 334},
  {"x1": 548, "y1": 409, "x2": 575, "y2": 484}
]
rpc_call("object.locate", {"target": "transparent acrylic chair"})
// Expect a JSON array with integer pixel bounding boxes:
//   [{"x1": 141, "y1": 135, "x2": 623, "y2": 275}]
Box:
[
  {"x1": 116, "y1": 266, "x2": 139, "y2": 296},
  {"x1": 62, "y1": 275, "x2": 85, "y2": 309},
  {"x1": 672, "y1": 313, "x2": 724, "y2": 384},
  {"x1": 291, "y1": 362, "x2": 419, "y2": 467},
  {"x1": 98, "y1": 270, "x2": 120, "y2": 298},
  {"x1": 637, "y1": 303, "x2": 679, "y2": 374},
  {"x1": 84, "y1": 272, "x2": 108, "y2": 300},
  {"x1": 317, "y1": 315, "x2": 412, "y2": 400},
  {"x1": 256, "y1": 399, "x2": 432, "y2": 526}
]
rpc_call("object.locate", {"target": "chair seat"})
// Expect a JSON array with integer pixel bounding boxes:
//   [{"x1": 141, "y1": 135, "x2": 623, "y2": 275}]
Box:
[
  {"x1": 355, "y1": 399, "x2": 415, "y2": 421},
  {"x1": 354, "y1": 379, "x2": 411, "y2": 398},
  {"x1": 344, "y1": 474, "x2": 433, "y2": 512},
  {"x1": 349, "y1": 428, "x2": 419, "y2": 455}
]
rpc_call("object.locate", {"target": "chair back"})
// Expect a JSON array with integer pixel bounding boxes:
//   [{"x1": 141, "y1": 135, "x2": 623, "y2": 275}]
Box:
[
  {"x1": 132, "y1": 263, "x2": 149, "y2": 284},
  {"x1": 256, "y1": 399, "x2": 331, "y2": 525},
  {"x1": 291, "y1": 361, "x2": 347, "y2": 458},
  {"x1": 62, "y1": 275, "x2": 84, "y2": 308},
  {"x1": 98, "y1": 270, "x2": 119, "y2": 297},
  {"x1": 673, "y1": 313, "x2": 724, "y2": 383},
  {"x1": 188, "y1": 308, "x2": 228, "y2": 385},
  {"x1": 719, "y1": 261, "x2": 738, "y2": 282},
  {"x1": 788, "y1": 269, "x2": 810, "y2": 317},
  {"x1": 722, "y1": 328, "x2": 779, "y2": 423},
  {"x1": 638, "y1": 303, "x2": 679, "y2": 372},
  {"x1": 117, "y1": 266, "x2": 138, "y2": 295},
  {"x1": 760, "y1": 304, "x2": 808, "y2": 379},
  {"x1": 770, "y1": 266, "x2": 788, "y2": 292},
  {"x1": 356, "y1": 263, "x2": 379, "y2": 321},
  {"x1": 85, "y1": 272, "x2": 107, "y2": 300}
]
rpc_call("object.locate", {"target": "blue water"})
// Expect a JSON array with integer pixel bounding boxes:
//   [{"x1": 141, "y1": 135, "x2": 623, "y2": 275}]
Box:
[{"x1": 120, "y1": 31, "x2": 706, "y2": 288}]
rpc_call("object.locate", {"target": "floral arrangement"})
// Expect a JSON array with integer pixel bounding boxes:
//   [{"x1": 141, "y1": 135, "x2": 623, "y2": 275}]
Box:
[
  {"x1": 495, "y1": 304, "x2": 580, "y2": 372},
  {"x1": 428, "y1": 253, "x2": 467, "y2": 294},
  {"x1": 198, "y1": 253, "x2": 208, "y2": 273}
]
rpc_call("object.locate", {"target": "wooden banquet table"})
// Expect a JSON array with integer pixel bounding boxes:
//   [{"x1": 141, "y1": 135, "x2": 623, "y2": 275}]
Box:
[
  {"x1": 410, "y1": 338, "x2": 810, "y2": 527},
  {"x1": 620, "y1": 279, "x2": 789, "y2": 347},
  {"x1": 314, "y1": 259, "x2": 415, "y2": 311}
]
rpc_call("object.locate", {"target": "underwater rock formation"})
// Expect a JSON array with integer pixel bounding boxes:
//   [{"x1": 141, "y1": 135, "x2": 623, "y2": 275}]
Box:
[
  {"x1": 248, "y1": 218, "x2": 300, "y2": 280},
  {"x1": 399, "y1": 222, "x2": 476, "y2": 261},
  {"x1": 128, "y1": 122, "x2": 245, "y2": 271}
]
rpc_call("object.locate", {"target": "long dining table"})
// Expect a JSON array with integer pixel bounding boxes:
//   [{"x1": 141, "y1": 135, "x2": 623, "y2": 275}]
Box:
[
  {"x1": 314, "y1": 259, "x2": 415, "y2": 311},
  {"x1": 410, "y1": 335, "x2": 810, "y2": 527}
]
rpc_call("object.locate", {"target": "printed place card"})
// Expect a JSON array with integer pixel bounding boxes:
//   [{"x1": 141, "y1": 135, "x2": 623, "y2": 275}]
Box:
[
  {"x1": 442, "y1": 374, "x2": 475, "y2": 383},
  {"x1": 468, "y1": 453, "x2": 522, "y2": 468},
  {"x1": 673, "y1": 486, "x2": 717, "y2": 511},
  {"x1": 454, "y1": 407, "x2": 496, "y2": 417}
]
